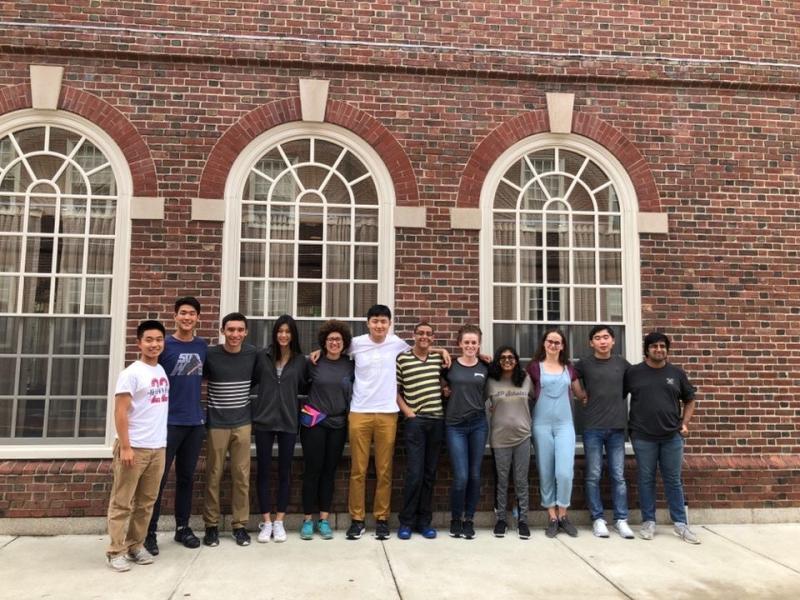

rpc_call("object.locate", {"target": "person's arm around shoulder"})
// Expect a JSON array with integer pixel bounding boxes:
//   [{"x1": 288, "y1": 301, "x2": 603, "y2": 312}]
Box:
[
  {"x1": 428, "y1": 346, "x2": 451, "y2": 368},
  {"x1": 114, "y1": 392, "x2": 134, "y2": 467}
]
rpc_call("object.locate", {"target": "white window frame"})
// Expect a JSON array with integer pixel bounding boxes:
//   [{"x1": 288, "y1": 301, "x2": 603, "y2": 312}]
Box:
[
  {"x1": 479, "y1": 133, "x2": 642, "y2": 362},
  {"x1": 221, "y1": 122, "x2": 396, "y2": 325},
  {"x1": 0, "y1": 110, "x2": 132, "y2": 459}
]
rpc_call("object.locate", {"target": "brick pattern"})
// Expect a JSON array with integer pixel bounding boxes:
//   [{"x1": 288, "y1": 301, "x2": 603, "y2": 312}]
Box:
[
  {"x1": 3, "y1": 453, "x2": 800, "y2": 519},
  {"x1": 0, "y1": 1, "x2": 799, "y2": 516}
]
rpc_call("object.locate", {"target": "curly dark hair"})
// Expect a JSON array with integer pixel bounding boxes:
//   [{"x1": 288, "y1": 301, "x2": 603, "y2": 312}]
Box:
[
  {"x1": 317, "y1": 319, "x2": 352, "y2": 355},
  {"x1": 489, "y1": 345, "x2": 526, "y2": 387}
]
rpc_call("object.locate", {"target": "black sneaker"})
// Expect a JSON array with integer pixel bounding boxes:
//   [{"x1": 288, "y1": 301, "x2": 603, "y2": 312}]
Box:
[
  {"x1": 462, "y1": 520, "x2": 476, "y2": 539},
  {"x1": 232, "y1": 527, "x2": 251, "y2": 546},
  {"x1": 558, "y1": 516, "x2": 578, "y2": 537},
  {"x1": 493, "y1": 519, "x2": 508, "y2": 538},
  {"x1": 518, "y1": 521, "x2": 531, "y2": 539},
  {"x1": 203, "y1": 526, "x2": 219, "y2": 547},
  {"x1": 449, "y1": 519, "x2": 463, "y2": 538},
  {"x1": 174, "y1": 526, "x2": 201, "y2": 549},
  {"x1": 545, "y1": 518, "x2": 559, "y2": 538},
  {"x1": 144, "y1": 532, "x2": 159, "y2": 556},
  {"x1": 374, "y1": 519, "x2": 391, "y2": 540},
  {"x1": 346, "y1": 520, "x2": 366, "y2": 540}
]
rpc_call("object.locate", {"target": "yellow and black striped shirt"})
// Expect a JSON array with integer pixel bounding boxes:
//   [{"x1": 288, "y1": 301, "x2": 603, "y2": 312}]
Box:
[{"x1": 396, "y1": 351, "x2": 445, "y2": 418}]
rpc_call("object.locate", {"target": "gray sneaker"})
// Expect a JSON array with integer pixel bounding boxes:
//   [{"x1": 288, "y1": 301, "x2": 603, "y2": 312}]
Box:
[
  {"x1": 674, "y1": 522, "x2": 701, "y2": 545},
  {"x1": 107, "y1": 554, "x2": 131, "y2": 572},
  {"x1": 640, "y1": 520, "x2": 656, "y2": 540},
  {"x1": 125, "y1": 547, "x2": 154, "y2": 565}
]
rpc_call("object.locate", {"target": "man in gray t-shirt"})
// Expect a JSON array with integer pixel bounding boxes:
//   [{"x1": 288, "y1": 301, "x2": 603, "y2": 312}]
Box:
[{"x1": 574, "y1": 325, "x2": 633, "y2": 540}]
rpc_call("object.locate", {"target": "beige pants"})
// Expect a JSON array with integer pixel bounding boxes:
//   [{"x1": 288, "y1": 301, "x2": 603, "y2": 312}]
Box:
[
  {"x1": 348, "y1": 412, "x2": 398, "y2": 521},
  {"x1": 106, "y1": 441, "x2": 165, "y2": 557},
  {"x1": 203, "y1": 425, "x2": 252, "y2": 529}
]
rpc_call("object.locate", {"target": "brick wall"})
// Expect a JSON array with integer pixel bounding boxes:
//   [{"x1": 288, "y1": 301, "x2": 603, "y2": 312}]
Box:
[{"x1": 0, "y1": 1, "x2": 799, "y2": 518}]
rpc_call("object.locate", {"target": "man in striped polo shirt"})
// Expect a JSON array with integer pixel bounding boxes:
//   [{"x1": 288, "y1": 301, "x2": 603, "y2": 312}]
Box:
[
  {"x1": 396, "y1": 321, "x2": 446, "y2": 539},
  {"x1": 201, "y1": 312, "x2": 259, "y2": 548}
]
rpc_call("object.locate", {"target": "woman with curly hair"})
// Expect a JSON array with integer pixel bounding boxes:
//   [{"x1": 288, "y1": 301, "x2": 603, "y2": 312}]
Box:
[{"x1": 299, "y1": 320, "x2": 355, "y2": 540}]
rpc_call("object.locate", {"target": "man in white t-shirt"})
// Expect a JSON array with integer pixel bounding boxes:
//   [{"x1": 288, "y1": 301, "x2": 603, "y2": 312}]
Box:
[
  {"x1": 106, "y1": 320, "x2": 170, "y2": 572},
  {"x1": 341, "y1": 305, "x2": 451, "y2": 541}
]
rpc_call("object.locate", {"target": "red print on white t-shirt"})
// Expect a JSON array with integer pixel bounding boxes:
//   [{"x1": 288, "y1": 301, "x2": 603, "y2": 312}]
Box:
[{"x1": 149, "y1": 377, "x2": 169, "y2": 404}]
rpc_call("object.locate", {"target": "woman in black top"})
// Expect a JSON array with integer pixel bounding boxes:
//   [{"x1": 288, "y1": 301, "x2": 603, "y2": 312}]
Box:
[
  {"x1": 252, "y1": 314, "x2": 307, "y2": 543},
  {"x1": 299, "y1": 320, "x2": 355, "y2": 540},
  {"x1": 443, "y1": 324, "x2": 489, "y2": 540}
]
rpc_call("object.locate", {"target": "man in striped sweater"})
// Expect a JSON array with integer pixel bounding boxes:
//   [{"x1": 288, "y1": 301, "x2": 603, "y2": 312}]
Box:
[
  {"x1": 201, "y1": 312, "x2": 259, "y2": 548},
  {"x1": 395, "y1": 321, "x2": 446, "y2": 540}
]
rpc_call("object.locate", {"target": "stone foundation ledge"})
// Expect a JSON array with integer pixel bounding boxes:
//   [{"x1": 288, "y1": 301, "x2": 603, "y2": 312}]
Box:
[{"x1": 2, "y1": 507, "x2": 799, "y2": 536}]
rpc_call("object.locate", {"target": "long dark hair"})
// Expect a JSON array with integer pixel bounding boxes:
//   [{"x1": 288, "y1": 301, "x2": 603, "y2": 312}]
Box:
[
  {"x1": 489, "y1": 345, "x2": 526, "y2": 387},
  {"x1": 532, "y1": 328, "x2": 569, "y2": 366},
  {"x1": 271, "y1": 314, "x2": 302, "y2": 361}
]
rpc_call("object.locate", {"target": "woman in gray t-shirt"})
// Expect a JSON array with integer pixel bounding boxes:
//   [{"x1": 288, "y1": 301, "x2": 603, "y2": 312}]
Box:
[
  {"x1": 487, "y1": 345, "x2": 532, "y2": 539},
  {"x1": 442, "y1": 324, "x2": 489, "y2": 540}
]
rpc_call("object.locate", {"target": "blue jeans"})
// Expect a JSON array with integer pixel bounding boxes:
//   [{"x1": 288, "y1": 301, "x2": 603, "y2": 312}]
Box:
[
  {"x1": 446, "y1": 413, "x2": 488, "y2": 520},
  {"x1": 583, "y1": 428, "x2": 628, "y2": 521},
  {"x1": 632, "y1": 433, "x2": 687, "y2": 524}
]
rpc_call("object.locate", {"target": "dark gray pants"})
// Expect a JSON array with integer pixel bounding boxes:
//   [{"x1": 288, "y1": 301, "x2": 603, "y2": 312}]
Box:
[{"x1": 493, "y1": 440, "x2": 531, "y2": 522}]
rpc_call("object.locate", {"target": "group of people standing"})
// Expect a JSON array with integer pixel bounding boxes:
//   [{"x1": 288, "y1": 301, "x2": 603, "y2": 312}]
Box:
[{"x1": 104, "y1": 298, "x2": 700, "y2": 573}]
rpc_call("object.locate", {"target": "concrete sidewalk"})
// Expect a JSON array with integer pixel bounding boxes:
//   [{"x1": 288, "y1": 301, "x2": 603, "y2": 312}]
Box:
[{"x1": 1, "y1": 523, "x2": 799, "y2": 599}]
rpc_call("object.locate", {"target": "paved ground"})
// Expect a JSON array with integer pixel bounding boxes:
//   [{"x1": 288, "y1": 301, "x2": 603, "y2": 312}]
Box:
[{"x1": 1, "y1": 523, "x2": 799, "y2": 599}]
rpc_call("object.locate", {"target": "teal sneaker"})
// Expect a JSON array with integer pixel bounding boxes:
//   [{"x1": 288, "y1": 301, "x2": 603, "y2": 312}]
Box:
[
  {"x1": 300, "y1": 519, "x2": 315, "y2": 540},
  {"x1": 317, "y1": 519, "x2": 334, "y2": 540}
]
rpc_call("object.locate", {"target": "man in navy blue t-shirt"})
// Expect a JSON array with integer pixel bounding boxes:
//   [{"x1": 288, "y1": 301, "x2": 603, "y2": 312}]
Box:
[{"x1": 145, "y1": 297, "x2": 208, "y2": 555}]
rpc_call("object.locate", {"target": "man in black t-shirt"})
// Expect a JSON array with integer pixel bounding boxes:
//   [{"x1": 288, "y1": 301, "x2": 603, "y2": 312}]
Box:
[{"x1": 624, "y1": 332, "x2": 700, "y2": 544}]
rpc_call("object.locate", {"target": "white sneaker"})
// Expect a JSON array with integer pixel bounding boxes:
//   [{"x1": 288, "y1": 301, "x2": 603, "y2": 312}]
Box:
[
  {"x1": 640, "y1": 520, "x2": 656, "y2": 540},
  {"x1": 674, "y1": 522, "x2": 701, "y2": 545},
  {"x1": 107, "y1": 554, "x2": 131, "y2": 572},
  {"x1": 615, "y1": 519, "x2": 635, "y2": 539},
  {"x1": 272, "y1": 520, "x2": 287, "y2": 543},
  {"x1": 257, "y1": 521, "x2": 272, "y2": 543},
  {"x1": 592, "y1": 518, "x2": 610, "y2": 538}
]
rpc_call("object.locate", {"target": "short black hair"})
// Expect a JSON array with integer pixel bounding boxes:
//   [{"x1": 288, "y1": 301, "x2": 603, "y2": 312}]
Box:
[
  {"x1": 643, "y1": 331, "x2": 670, "y2": 354},
  {"x1": 367, "y1": 304, "x2": 392, "y2": 320},
  {"x1": 589, "y1": 324, "x2": 615, "y2": 340},
  {"x1": 136, "y1": 320, "x2": 165, "y2": 339},
  {"x1": 174, "y1": 296, "x2": 201, "y2": 314},
  {"x1": 221, "y1": 312, "x2": 248, "y2": 330}
]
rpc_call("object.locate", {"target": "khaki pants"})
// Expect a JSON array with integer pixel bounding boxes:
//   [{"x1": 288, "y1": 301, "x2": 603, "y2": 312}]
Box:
[
  {"x1": 203, "y1": 425, "x2": 251, "y2": 529},
  {"x1": 348, "y1": 412, "x2": 398, "y2": 521},
  {"x1": 106, "y1": 441, "x2": 165, "y2": 557}
]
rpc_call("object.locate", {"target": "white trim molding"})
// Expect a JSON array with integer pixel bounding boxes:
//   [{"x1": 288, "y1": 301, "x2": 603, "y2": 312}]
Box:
[{"x1": 0, "y1": 109, "x2": 133, "y2": 459}]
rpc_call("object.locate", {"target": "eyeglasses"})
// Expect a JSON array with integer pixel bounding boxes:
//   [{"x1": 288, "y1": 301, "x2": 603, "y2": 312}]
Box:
[
  {"x1": 499, "y1": 355, "x2": 516, "y2": 362},
  {"x1": 414, "y1": 331, "x2": 433, "y2": 338},
  {"x1": 326, "y1": 337, "x2": 343, "y2": 344},
  {"x1": 545, "y1": 339, "x2": 562, "y2": 347}
]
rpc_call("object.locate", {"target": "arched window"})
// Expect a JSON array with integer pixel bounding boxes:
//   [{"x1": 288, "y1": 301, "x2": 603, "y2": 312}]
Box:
[
  {"x1": 0, "y1": 114, "x2": 130, "y2": 449},
  {"x1": 223, "y1": 123, "x2": 395, "y2": 345},
  {"x1": 481, "y1": 135, "x2": 641, "y2": 363}
]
